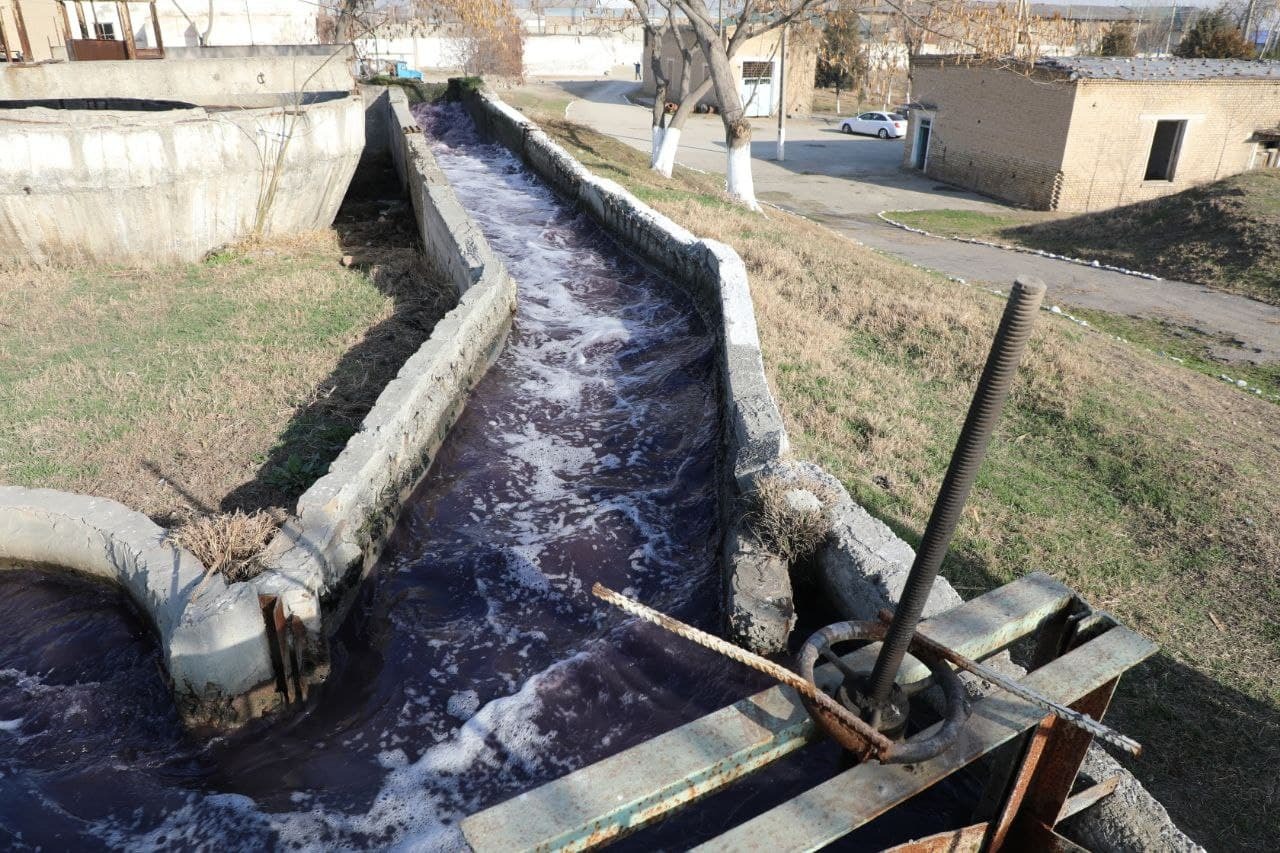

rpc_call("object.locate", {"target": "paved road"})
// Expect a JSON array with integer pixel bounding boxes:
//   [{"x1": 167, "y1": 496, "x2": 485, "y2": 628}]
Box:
[{"x1": 550, "y1": 79, "x2": 1280, "y2": 364}]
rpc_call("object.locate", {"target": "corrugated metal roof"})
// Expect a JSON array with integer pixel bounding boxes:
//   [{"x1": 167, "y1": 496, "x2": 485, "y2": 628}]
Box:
[{"x1": 1037, "y1": 56, "x2": 1280, "y2": 80}]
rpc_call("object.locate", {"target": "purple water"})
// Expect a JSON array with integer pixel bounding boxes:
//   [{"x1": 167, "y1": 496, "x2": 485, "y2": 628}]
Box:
[{"x1": 0, "y1": 105, "x2": 977, "y2": 851}]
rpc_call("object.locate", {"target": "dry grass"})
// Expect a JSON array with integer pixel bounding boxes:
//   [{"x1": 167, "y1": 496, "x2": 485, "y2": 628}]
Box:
[
  {"x1": 746, "y1": 475, "x2": 839, "y2": 564},
  {"x1": 0, "y1": 173, "x2": 454, "y2": 529},
  {"x1": 893, "y1": 170, "x2": 1280, "y2": 307},
  {"x1": 170, "y1": 509, "x2": 279, "y2": 583},
  {"x1": 525, "y1": 107, "x2": 1280, "y2": 850}
]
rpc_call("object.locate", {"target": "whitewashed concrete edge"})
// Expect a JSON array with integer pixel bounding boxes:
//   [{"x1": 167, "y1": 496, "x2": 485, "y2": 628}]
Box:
[
  {"x1": 251, "y1": 86, "x2": 517, "y2": 672},
  {"x1": 0, "y1": 486, "x2": 274, "y2": 722}
]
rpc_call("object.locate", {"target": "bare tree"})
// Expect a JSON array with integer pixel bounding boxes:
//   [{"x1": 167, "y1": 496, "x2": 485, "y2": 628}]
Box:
[
  {"x1": 818, "y1": 0, "x2": 868, "y2": 114},
  {"x1": 671, "y1": 0, "x2": 823, "y2": 209},
  {"x1": 629, "y1": 0, "x2": 679, "y2": 167},
  {"x1": 652, "y1": 25, "x2": 718, "y2": 177}
]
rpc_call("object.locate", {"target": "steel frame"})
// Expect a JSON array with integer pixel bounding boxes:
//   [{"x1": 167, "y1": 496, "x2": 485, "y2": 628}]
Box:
[{"x1": 461, "y1": 572, "x2": 1155, "y2": 852}]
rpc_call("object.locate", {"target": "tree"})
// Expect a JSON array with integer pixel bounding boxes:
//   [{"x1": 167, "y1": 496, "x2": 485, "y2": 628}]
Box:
[
  {"x1": 1097, "y1": 22, "x2": 1136, "y2": 56},
  {"x1": 651, "y1": 26, "x2": 716, "y2": 177},
  {"x1": 1175, "y1": 9, "x2": 1255, "y2": 58},
  {"x1": 629, "y1": 0, "x2": 679, "y2": 168},
  {"x1": 671, "y1": 0, "x2": 823, "y2": 209},
  {"x1": 817, "y1": 2, "x2": 868, "y2": 114}
]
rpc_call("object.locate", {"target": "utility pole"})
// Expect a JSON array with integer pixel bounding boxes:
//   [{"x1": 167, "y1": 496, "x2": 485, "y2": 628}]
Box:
[{"x1": 776, "y1": 23, "x2": 787, "y2": 161}]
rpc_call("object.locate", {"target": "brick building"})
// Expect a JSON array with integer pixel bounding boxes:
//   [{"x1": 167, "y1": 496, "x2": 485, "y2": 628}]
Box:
[{"x1": 903, "y1": 56, "x2": 1280, "y2": 211}]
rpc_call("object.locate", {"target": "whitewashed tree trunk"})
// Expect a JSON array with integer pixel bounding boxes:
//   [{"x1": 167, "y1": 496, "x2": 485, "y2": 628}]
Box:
[
  {"x1": 674, "y1": 0, "x2": 766, "y2": 210},
  {"x1": 725, "y1": 122, "x2": 759, "y2": 210},
  {"x1": 654, "y1": 126, "x2": 682, "y2": 177},
  {"x1": 726, "y1": 141, "x2": 757, "y2": 207},
  {"x1": 651, "y1": 125, "x2": 667, "y2": 167}
]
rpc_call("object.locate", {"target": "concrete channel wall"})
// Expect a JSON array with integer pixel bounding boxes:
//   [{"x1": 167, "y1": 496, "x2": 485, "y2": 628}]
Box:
[
  {"x1": 0, "y1": 487, "x2": 277, "y2": 729},
  {"x1": 0, "y1": 94, "x2": 364, "y2": 264},
  {"x1": 249, "y1": 85, "x2": 518, "y2": 702},
  {"x1": 0, "y1": 85, "x2": 515, "y2": 731},
  {"x1": 0, "y1": 50, "x2": 355, "y2": 104}
]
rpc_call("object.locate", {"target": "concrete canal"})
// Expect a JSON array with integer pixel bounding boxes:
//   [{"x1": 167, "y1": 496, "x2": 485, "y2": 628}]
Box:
[{"x1": 0, "y1": 103, "x2": 977, "y2": 850}]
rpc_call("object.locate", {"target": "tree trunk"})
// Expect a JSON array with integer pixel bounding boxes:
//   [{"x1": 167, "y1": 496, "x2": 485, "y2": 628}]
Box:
[
  {"x1": 651, "y1": 77, "x2": 669, "y2": 167},
  {"x1": 683, "y1": 10, "x2": 759, "y2": 209},
  {"x1": 835, "y1": 82, "x2": 841, "y2": 114},
  {"x1": 724, "y1": 117, "x2": 757, "y2": 209},
  {"x1": 654, "y1": 76, "x2": 712, "y2": 177}
]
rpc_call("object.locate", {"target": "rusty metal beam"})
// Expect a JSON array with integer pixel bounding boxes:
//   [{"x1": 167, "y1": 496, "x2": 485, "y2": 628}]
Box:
[
  {"x1": 148, "y1": 0, "x2": 162, "y2": 52},
  {"x1": 882, "y1": 822, "x2": 988, "y2": 853},
  {"x1": 461, "y1": 573, "x2": 1078, "y2": 852},
  {"x1": 1002, "y1": 678, "x2": 1119, "y2": 849},
  {"x1": 986, "y1": 715, "x2": 1055, "y2": 850},
  {"x1": 12, "y1": 0, "x2": 33, "y2": 60},
  {"x1": 691, "y1": 626, "x2": 1154, "y2": 853},
  {"x1": 116, "y1": 1, "x2": 136, "y2": 58},
  {"x1": 1057, "y1": 776, "x2": 1120, "y2": 823},
  {"x1": 72, "y1": 0, "x2": 88, "y2": 39}
]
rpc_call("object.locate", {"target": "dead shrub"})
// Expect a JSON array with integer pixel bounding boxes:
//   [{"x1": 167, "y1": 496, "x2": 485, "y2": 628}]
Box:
[
  {"x1": 170, "y1": 510, "x2": 278, "y2": 584},
  {"x1": 746, "y1": 475, "x2": 838, "y2": 564}
]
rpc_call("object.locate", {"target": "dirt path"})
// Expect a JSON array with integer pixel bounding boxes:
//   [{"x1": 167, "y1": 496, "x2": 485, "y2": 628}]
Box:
[{"x1": 551, "y1": 79, "x2": 1280, "y2": 364}]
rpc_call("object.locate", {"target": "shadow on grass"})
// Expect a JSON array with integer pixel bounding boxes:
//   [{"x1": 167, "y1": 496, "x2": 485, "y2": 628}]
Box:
[
  {"x1": 217, "y1": 154, "x2": 457, "y2": 518},
  {"x1": 996, "y1": 172, "x2": 1280, "y2": 307}
]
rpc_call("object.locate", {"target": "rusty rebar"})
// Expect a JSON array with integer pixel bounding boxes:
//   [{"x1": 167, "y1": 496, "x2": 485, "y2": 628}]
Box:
[
  {"x1": 873, "y1": 611, "x2": 1142, "y2": 756},
  {"x1": 865, "y1": 278, "x2": 1046, "y2": 711},
  {"x1": 591, "y1": 582, "x2": 895, "y2": 757}
]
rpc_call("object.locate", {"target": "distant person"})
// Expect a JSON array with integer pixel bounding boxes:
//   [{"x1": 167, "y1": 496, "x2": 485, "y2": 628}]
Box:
[{"x1": 634, "y1": 62, "x2": 642, "y2": 80}]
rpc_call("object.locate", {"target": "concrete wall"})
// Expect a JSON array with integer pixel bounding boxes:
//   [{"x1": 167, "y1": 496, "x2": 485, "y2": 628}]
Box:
[
  {"x1": 0, "y1": 49, "x2": 354, "y2": 104},
  {"x1": 0, "y1": 93, "x2": 364, "y2": 264},
  {"x1": 1057, "y1": 78, "x2": 1280, "y2": 212},
  {"x1": 0, "y1": 487, "x2": 278, "y2": 729},
  {"x1": 252, "y1": 86, "x2": 517, "y2": 693},
  {"x1": 356, "y1": 31, "x2": 641, "y2": 77},
  {"x1": 906, "y1": 62, "x2": 1077, "y2": 209},
  {"x1": 152, "y1": 0, "x2": 320, "y2": 48}
]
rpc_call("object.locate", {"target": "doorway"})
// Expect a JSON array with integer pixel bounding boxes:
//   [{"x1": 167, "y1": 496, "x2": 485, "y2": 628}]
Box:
[{"x1": 912, "y1": 117, "x2": 932, "y2": 170}]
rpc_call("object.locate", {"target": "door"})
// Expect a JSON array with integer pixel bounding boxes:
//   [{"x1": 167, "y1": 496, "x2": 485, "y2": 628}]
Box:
[
  {"x1": 913, "y1": 117, "x2": 932, "y2": 170},
  {"x1": 740, "y1": 60, "x2": 774, "y2": 118}
]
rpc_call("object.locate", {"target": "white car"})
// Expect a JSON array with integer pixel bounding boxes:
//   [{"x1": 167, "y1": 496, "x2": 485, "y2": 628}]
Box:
[{"x1": 841, "y1": 112, "x2": 907, "y2": 139}]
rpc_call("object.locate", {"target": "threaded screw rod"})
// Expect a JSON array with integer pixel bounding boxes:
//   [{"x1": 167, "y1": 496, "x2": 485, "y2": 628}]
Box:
[{"x1": 866, "y1": 278, "x2": 1047, "y2": 710}]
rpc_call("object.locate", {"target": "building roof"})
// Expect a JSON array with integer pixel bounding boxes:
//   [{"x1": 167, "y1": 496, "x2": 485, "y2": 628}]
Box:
[{"x1": 1037, "y1": 56, "x2": 1280, "y2": 81}]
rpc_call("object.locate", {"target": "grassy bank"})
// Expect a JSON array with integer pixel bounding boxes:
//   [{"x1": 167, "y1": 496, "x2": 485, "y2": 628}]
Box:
[
  {"x1": 0, "y1": 205, "x2": 453, "y2": 529},
  {"x1": 890, "y1": 170, "x2": 1280, "y2": 306},
  {"x1": 521, "y1": 105, "x2": 1279, "y2": 849}
]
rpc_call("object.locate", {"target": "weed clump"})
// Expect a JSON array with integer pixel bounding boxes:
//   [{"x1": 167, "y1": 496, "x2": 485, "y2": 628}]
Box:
[
  {"x1": 171, "y1": 510, "x2": 278, "y2": 584},
  {"x1": 746, "y1": 475, "x2": 837, "y2": 564}
]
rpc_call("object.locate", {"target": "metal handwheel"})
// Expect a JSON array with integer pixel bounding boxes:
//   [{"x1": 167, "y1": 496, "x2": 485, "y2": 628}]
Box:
[{"x1": 796, "y1": 620, "x2": 971, "y2": 764}]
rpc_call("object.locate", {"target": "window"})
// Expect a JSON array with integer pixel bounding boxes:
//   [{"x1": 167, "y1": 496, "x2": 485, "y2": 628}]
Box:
[
  {"x1": 858, "y1": 112, "x2": 875, "y2": 120},
  {"x1": 742, "y1": 61, "x2": 772, "y2": 80},
  {"x1": 94, "y1": 22, "x2": 115, "y2": 40},
  {"x1": 1145, "y1": 120, "x2": 1186, "y2": 182}
]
